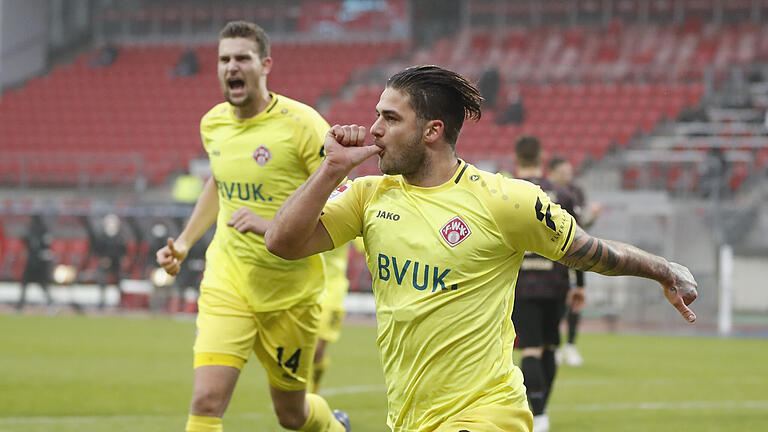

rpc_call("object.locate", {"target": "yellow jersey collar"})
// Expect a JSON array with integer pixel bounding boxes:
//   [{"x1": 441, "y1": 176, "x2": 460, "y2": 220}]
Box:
[
  {"x1": 228, "y1": 92, "x2": 279, "y2": 123},
  {"x1": 400, "y1": 159, "x2": 468, "y2": 194}
]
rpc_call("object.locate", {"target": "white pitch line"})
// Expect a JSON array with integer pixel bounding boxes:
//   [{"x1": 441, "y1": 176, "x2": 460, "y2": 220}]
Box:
[
  {"x1": 556, "y1": 375, "x2": 767, "y2": 387},
  {"x1": 0, "y1": 414, "x2": 181, "y2": 424},
  {"x1": 550, "y1": 400, "x2": 768, "y2": 412},
  {"x1": 319, "y1": 384, "x2": 386, "y2": 396},
  {"x1": 3, "y1": 393, "x2": 764, "y2": 425},
  {"x1": 0, "y1": 385, "x2": 385, "y2": 425},
  {"x1": 0, "y1": 412, "x2": 264, "y2": 425}
]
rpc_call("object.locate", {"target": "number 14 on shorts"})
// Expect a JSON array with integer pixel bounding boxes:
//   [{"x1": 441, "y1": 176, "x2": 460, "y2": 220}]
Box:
[{"x1": 276, "y1": 346, "x2": 302, "y2": 373}]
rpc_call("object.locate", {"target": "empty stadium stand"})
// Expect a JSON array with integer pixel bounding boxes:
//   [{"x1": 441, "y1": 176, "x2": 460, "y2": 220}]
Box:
[{"x1": 0, "y1": 41, "x2": 404, "y2": 187}]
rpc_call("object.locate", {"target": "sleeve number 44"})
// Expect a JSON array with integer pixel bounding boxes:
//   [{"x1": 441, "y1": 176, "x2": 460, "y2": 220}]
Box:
[{"x1": 276, "y1": 347, "x2": 302, "y2": 373}]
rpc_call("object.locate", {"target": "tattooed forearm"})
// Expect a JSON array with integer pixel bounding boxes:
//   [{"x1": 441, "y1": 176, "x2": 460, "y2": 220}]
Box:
[{"x1": 557, "y1": 225, "x2": 672, "y2": 284}]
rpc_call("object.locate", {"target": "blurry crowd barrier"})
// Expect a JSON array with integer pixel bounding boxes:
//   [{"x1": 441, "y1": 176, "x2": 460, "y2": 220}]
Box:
[{"x1": 0, "y1": 199, "x2": 374, "y2": 313}]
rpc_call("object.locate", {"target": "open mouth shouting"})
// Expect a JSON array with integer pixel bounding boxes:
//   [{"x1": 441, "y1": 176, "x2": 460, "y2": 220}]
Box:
[{"x1": 227, "y1": 78, "x2": 246, "y2": 98}]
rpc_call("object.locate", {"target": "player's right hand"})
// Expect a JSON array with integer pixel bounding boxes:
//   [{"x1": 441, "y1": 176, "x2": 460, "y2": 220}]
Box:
[
  {"x1": 323, "y1": 124, "x2": 382, "y2": 174},
  {"x1": 156, "y1": 237, "x2": 188, "y2": 276},
  {"x1": 662, "y1": 262, "x2": 698, "y2": 323}
]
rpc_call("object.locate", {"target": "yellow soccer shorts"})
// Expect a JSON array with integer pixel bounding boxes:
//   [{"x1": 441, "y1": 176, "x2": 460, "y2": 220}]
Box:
[
  {"x1": 317, "y1": 305, "x2": 345, "y2": 343},
  {"x1": 193, "y1": 284, "x2": 321, "y2": 391},
  {"x1": 434, "y1": 402, "x2": 533, "y2": 432}
]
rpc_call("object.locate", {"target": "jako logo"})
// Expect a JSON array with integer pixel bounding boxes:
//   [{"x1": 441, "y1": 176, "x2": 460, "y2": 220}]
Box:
[
  {"x1": 440, "y1": 216, "x2": 471, "y2": 247},
  {"x1": 376, "y1": 210, "x2": 400, "y2": 221}
]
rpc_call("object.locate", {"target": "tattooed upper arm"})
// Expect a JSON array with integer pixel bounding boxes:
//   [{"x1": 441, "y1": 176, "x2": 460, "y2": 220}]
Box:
[{"x1": 557, "y1": 224, "x2": 672, "y2": 282}]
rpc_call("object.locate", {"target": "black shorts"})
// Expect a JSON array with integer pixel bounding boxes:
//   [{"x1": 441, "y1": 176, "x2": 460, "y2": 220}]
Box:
[{"x1": 511, "y1": 296, "x2": 567, "y2": 348}]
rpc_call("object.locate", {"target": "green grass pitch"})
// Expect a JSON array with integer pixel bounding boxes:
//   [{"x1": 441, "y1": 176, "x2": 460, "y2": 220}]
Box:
[{"x1": 1, "y1": 314, "x2": 766, "y2": 431}]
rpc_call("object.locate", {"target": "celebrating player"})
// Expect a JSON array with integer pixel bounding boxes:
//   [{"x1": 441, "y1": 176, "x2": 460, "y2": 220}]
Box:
[
  {"x1": 263, "y1": 65, "x2": 697, "y2": 432},
  {"x1": 155, "y1": 21, "x2": 349, "y2": 432}
]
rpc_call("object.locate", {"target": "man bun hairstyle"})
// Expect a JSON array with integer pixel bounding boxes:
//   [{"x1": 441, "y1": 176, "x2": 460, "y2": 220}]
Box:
[
  {"x1": 219, "y1": 21, "x2": 270, "y2": 60},
  {"x1": 387, "y1": 65, "x2": 483, "y2": 147}
]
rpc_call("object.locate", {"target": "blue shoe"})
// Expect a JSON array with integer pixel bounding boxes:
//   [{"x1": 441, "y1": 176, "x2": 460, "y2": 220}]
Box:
[{"x1": 332, "y1": 409, "x2": 351, "y2": 432}]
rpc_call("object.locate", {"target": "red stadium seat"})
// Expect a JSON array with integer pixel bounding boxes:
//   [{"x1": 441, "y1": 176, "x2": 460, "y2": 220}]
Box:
[{"x1": 0, "y1": 41, "x2": 405, "y2": 187}]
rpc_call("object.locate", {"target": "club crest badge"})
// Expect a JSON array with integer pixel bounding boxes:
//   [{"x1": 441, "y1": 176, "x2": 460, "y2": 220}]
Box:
[
  {"x1": 253, "y1": 145, "x2": 272, "y2": 166},
  {"x1": 440, "y1": 216, "x2": 471, "y2": 247}
]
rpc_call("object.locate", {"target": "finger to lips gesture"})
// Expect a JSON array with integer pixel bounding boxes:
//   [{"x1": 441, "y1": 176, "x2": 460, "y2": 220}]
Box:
[{"x1": 324, "y1": 124, "x2": 381, "y2": 170}]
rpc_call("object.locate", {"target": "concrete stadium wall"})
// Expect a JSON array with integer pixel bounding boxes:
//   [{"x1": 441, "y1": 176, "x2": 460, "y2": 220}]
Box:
[
  {"x1": 0, "y1": 0, "x2": 48, "y2": 91},
  {"x1": 733, "y1": 256, "x2": 768, "y2": 313},
  {"x1": 584, "y1": 191, "x2": 720, "y2": 328},
  {"x1": 572, "y1": 169, "x2": 768, "y2": 329}
]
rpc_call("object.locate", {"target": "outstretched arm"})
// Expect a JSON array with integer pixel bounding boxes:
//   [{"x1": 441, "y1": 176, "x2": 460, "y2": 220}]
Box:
[
  {"x1": 557, "y1": 225, "x2": 698, "y2": 323},
  {"x1": 266, "y1": 125, "x2": 381, "y2": 260},
  {"x1": 156, "y1": 177, "x2": 219, "y2": 275}
]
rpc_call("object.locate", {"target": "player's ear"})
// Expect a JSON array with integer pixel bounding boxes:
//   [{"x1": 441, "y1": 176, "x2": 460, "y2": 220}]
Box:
[
  {"x1": 423, "y1": 119, "x2": 444, "y2": 144},
  {"x1": 261, "y1": 56, "x2": 273, "y2": 74}
]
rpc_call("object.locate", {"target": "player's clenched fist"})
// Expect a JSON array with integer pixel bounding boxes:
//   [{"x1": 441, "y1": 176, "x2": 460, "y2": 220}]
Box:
[
  {"x1": 156, "y1": 237, "x2": 188, "y2": 276},
  {"x1": 332, "y1": 124, "x2": 367, "y2": 147},
  {"x1": 323, "y1": 124, "x2": 381, "y2": 173}
]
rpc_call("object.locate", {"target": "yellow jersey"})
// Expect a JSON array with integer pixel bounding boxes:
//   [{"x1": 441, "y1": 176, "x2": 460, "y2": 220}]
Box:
[
  {"x1": 320, "y1": 160, "x2": 574, "y2": 431},
  {"x1": 200, "y1": 93, "x2": 330, "y2": 312},
  {"x1": 321, "y1": 242, "x2": 351, "y2": 311}
]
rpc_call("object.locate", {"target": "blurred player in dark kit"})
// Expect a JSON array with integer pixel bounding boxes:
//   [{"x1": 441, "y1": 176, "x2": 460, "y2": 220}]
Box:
[{"x1": 512, "y1": 137, "x2": 576, "y2": 432}]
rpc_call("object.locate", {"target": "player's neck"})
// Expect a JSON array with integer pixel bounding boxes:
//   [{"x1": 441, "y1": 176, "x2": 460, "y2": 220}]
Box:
[
  {"x1": 233, "y1": 89, "x2": 272, "y2": 119},
  {"x1": 516, "y1": 166, "x2": 543, "y2": 179},
  {"x1": 402, "y1": 151, "x2": 459, "y2": 188}
]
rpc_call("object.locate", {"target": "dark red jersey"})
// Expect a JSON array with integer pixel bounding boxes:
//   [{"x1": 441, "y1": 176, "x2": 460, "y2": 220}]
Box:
[{"x1": 515, "y1": 177, "x2": 575, "y2": 298}]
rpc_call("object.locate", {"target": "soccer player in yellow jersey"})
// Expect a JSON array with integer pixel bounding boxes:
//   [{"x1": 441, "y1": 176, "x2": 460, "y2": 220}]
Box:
[
  {"x1": 309, "y1": 242, "x2": 351, "y2": 393},
  {"x1": 261, "y1": 66, "x2": 698, "y2": 432},
  {"x1": 155, "y1": 21, "x2": 349, "y2": 432}
]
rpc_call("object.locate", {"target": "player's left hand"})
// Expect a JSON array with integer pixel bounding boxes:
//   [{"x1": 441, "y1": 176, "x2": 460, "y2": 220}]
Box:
[
  {"x1": 662, "y1": 262, "x2": 698, "y2": 323},
  {"x1": 567, "y1": 286, "x2": 586, "y2": 313},
  {"x1": 227, "y1": 207, "x2": 270, "y2": 235}
]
